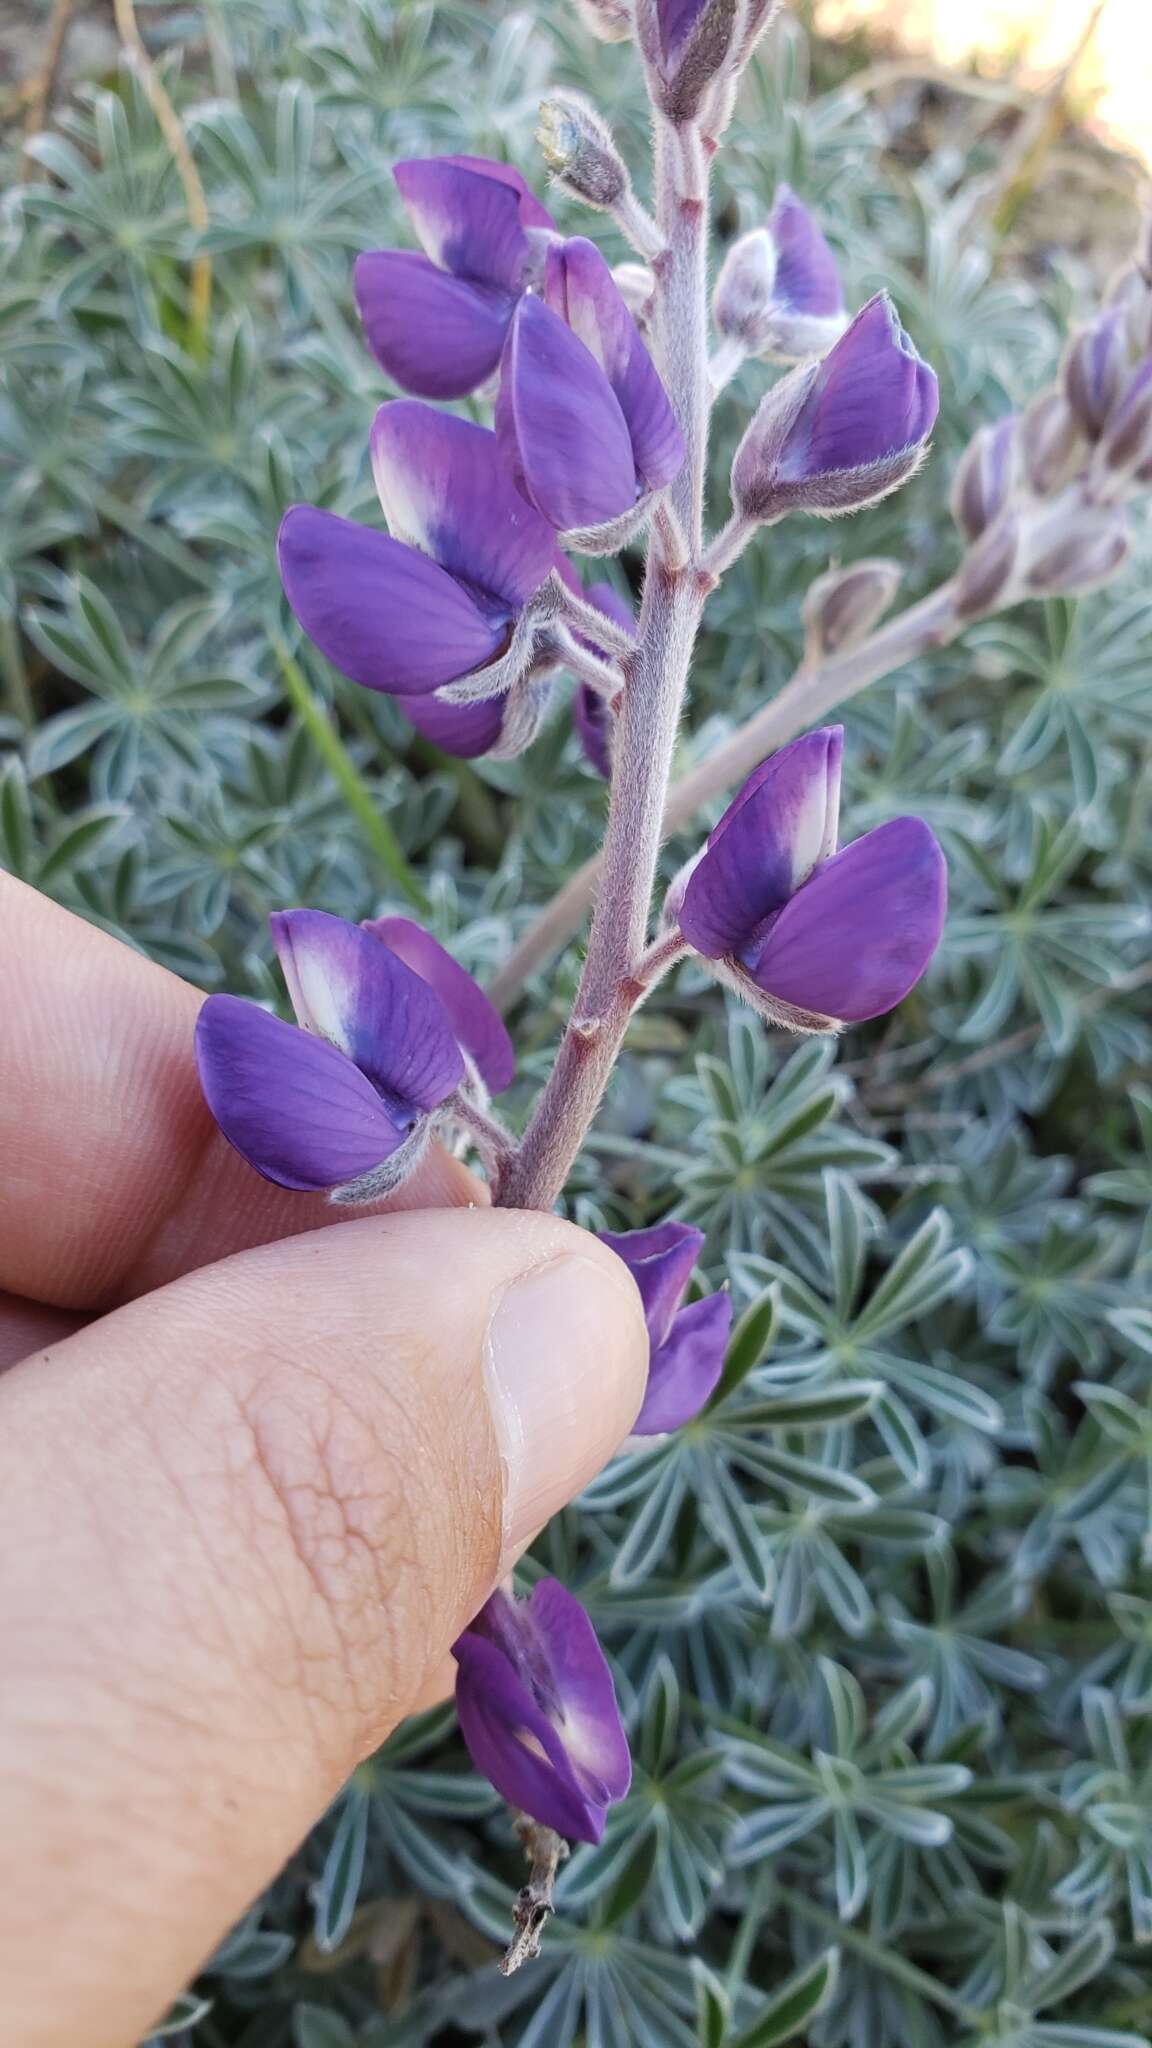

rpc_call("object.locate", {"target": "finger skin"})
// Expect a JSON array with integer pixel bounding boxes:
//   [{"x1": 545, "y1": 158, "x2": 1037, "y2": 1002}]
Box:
[
  {"x1": 0, "y1": 1209, "x2": 646, "y2": 2048},
  {"x1": 0, "y1": 1292, "x2": 82, "y2": 1372},
  {"x1": 0, "y1": 873, "x2": 484, "y2": 1312}
]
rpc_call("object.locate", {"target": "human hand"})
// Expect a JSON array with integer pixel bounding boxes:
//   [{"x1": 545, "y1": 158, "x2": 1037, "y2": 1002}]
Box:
[{"x1": 0, "y1": 875, "x2": 648, "y2": 2048}]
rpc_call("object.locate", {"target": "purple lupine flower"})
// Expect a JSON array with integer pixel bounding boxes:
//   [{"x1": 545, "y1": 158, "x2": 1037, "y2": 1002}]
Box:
[
  {"x1": 195, "y1": 910, "x2": 508, "y2": 1201},
  {"x1": 355, "y1": 156, "x2": 555, "y2": 400},
  {"x1": 498, "y1": 237, "x2": 683, "y2": 545},
  {"x1": 453, "y1": 1580, "x2": 631, "y2": 1843},
  {"x1": 675, "y1": 727, "x2": 947, "y2": 1029},
  {"x1": 278, "y1": 403, "x2": 558, "y2": 704},
  {"x1": 572, "y1": 581, "x2": 634, "y2": 777},
  {"x1": 732, "y1": 293, "x2": 939, "y2": 521},
  {"x1": 600, "y1": 1221, "x2": 732, "y2": 1433},
  {"x1": 714, "y1": 188, "x2": 846, "y2": 364}
]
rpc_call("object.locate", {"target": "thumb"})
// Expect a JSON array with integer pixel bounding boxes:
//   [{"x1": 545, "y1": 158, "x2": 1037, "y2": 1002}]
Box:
[{"x1": 0, "y1": 1208, "x2": 647, "y2": 2048}]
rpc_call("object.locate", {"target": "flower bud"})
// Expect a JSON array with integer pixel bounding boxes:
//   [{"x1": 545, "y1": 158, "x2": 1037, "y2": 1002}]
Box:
[
  {"x1": 1026, "y1": 511, "x2": 1130, "y2": 597},
  {"x1": 1064, "y1": 310, "x2": 1131, "y2": 440},
  {"x1": 951, "y1": 417, "x2": 1016, "y2": 542},
  {"x1": 802, "y1": 558, "x2": 902, "y2": 659},
  {"x1": 1105, "y1": 264, "x2": 1152, "y2": 359},
  {"x1": 572, "y1": 0, "x2": 633, "y2": 38},
  {"x1": 954, "y1": 513, "x2": 1021, "y2": 620},
  {"x1": 1098, "y1": 358, "x2": 1152, "y2": 477},
  {"x1": 453, "y1": 1581, "x2": 631, "y2": 1843},
  {"x1": 538, "y1": 92, "x2": 629, "y2": 211},
  {"x1": 713, "y1": 188, "x2": 846, "y2": 364},
  {"x1": 1019, "y1": 392, "x2": 1081, "y2": 497},
  {"x1": 636, "y1": 0, "x2": 743, "y2": 123},
  {"x1": 731, "y1": 293, "x2": 938, "y2": 523}
]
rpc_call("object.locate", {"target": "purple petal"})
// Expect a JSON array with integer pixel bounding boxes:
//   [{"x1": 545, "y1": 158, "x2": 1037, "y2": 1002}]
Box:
[
  {"x1": 769, "y1": 185, "x2": 843, "y2": 318},
  {"x1": 269, "y1": 909, "x2": 464, "y2": 1113},
  {"x1": 432, "y1": 153, "x2": 556, "y2": 233},
  {"x1": 526, "y1": 1581, "x2": 632, "y2": 1805},
  {"x1": 747, "y1": 816, "x2": 947, "y2": 1023},
  {"x1": 195, "y1": 995, "x2": 408, "y2": 1192},
  {"x1": 497, "y1": 296, "x2": 638, "y2": 530},
  {"x1": 599, "y1": 1219, "x2": 704, "y2": 1351},
  {"x1": 656, "y1": 0, "x2": 709, "y2": 59},
  {"x1": 370, "y1": 402, "x2": 556, "y2": 610},
  {"x1": 393, "y1": 159, "x2": 531, "y2": 292},
  {"x1": 634, "y1": 1292, "x2": 733, "y2": 1435},
  {"x1": 395, "y1": 688, "x2": 508, "y2": 758},
  {"x1": 781, "y1": 295, "x2": 939, "y2": 479},
  {"x1": 574, "y1": 683, "x2": 612, "y2": 777},
  {"x1": 544, "y1": 239, "x2": 684, "y2": 492},
  {"x1": 278, "y1": 506, "x2": 502, "y2": 697},
  {"x1": 679, "y1": 729, "x2": 844, "y2": 959},
  {"x1": 364, "y1": 915, "x2": 515, "y2": 1094},
  {"x1": 453, "y1": 1633, "x2": 608, "y2": 1842},
  {"x1": 353, "y1": 251, "x2": 514, "y2": 400},
  {"x1": 454, "y1": 1578, "x2": 629, "y2": 1842}
]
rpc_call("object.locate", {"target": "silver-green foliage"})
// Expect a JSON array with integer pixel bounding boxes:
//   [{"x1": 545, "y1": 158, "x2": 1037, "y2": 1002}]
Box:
[{"x1": 3, "y1": 3, "x2": 1152, "y2": 2044}]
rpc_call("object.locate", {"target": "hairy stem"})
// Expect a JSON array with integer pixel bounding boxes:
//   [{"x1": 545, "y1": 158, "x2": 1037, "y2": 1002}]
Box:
[
  {"x1": 498, "y1": 118, "x2": 713, "y2": 1211},
  {"x1": 487, "y1": 583, "x2": 959, "y2": 1013}
]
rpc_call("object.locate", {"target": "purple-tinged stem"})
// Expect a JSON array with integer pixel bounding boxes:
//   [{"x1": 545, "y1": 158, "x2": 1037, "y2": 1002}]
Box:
[{"x1": 498, "y1": 125, "x2": 714, "y2": 1213}]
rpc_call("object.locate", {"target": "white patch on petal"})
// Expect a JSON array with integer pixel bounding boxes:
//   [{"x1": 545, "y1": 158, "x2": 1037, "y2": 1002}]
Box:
[
  {"x1": 285, "y1": 941, "x2": 359, "y2": 1054},
  {"x1": 371, "y1": 429, "x2": 437, "y2": 554}
]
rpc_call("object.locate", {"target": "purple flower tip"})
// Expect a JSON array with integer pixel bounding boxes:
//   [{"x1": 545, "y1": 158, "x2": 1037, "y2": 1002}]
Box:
[
  {"x1": 361, "y1": 915, "x2": 514, "y2": 1095},
  {"x1": 600, "y1": 1221, "x2": 731, "y2": 1434},
  {"x1": 453, "y1": 1581, "x2": 631, "y2": 1843},
  {"x1": 768, "y1": 184, "x2": 844, "y2": 319}
]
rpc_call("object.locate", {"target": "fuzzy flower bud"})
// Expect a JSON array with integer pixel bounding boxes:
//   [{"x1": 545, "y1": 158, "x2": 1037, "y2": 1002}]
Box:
[
  {"x1": 674, "y1": 727, "x2": 947, "y2": 1030},
  {"x1": 802, "y1": 558, "x2": 903, "y2": 660},
  {"x1": 1098, "y1": 358, "x2": 1152, "y2": 477},
  {"x1": 538, "y1": 92, "x2": 629, "y2": 211},
  {"x1": 731, "y1": 294, "x2": 938, "y2": 523},
  {"x1": 950, "y1": 417, "x2": 1016, "y2": 542},
  {"x1": 1026, "y1": 512, "x2": 1130, "y2": 597},
  {"x1": 636, "y1": 0, "x2": 743, "y2": 123},
  {"x1": 954, "y1": 513, "x2": 1021, "y2": 620},
  {"x1": 713, "y1": 188, "x2": 846, "y2": 364},
  {"x1": 1019, "y1": 393, "x2": 1081, "y2": 497},
  {"x1": 1064, "y1": 309, "x2": 1131, "y2": 441}
]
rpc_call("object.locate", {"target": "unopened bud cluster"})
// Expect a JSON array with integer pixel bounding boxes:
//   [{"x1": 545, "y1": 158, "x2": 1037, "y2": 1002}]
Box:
[
  {"x1": 945, "y1": 215, "x2": 1152, "y2": 620},
  {"x1": 538, "y1": 92, "x2": 629, "y2": 211}
]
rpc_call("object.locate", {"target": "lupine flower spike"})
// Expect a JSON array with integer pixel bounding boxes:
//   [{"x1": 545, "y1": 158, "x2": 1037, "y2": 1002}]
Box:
[
  {"x1": 355, "y1": 156, "x2": 556, "y2": 399},
  {"x1": 278, "y1": 403, "x2": 559, "y2": 720},
  {"x1": 453, "y1": 1580, "x2": 631, "y2": 1844},
  {"x1": 732, "y1": 293, "x2": 939, "y2": 521},
  {"x1": 195, "y1": 911, "x2": 511, "y2": 1202},
  {"x1": 600, "y1": 1221, "x2": 733, "y2": 1432},
  {"x1": 672, "y1": 726, "x2": 947, "y2": 1030}
]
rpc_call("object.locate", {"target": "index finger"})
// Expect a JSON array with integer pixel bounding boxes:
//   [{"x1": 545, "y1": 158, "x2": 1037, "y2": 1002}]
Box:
[{"x1": 0, "y1": 875, "x2": 484, "y2": 1311}]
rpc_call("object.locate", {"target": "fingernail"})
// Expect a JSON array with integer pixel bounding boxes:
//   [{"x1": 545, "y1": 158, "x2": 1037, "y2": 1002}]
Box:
[{"x1": 484, "y1": 1252, "x2": 648, "y2": 1565}]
